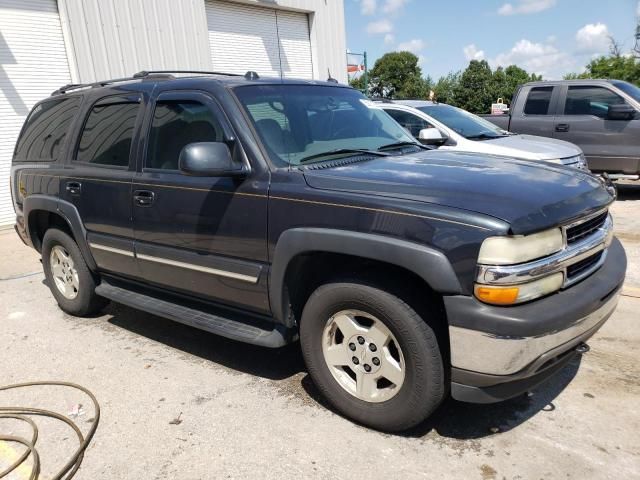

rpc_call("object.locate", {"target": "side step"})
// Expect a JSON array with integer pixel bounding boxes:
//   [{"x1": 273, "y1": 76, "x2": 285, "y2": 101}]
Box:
[{"x1": 95, "y1": 280, "x2": 291, "y2": 348}]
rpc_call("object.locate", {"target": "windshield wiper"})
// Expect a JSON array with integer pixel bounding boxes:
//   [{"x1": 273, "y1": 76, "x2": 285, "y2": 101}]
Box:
[
  {"x1": 377, "y1": 141, "x2": 430, "y2": 151},
  {"x1": 465, "y1": 133, "x2": 506, "y2": 141},
  {"x1": 298, "y1": 149, "x2": 389, "y2": 164}
]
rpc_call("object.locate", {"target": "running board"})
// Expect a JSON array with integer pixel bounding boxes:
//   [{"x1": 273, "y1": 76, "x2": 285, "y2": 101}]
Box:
[{"x1": 95, "y1": 280, "x2": 291, "y2": 348}]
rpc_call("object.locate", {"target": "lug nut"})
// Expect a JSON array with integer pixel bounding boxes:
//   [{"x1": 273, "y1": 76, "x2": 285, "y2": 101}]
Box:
[
  {"x1": 364, "y1": 364, "x2": 371, "y2": 372},
  {"x1": 349, "y1": 343, "x2": 356, "y2": 351},
  {"x1": 357, "y1": 336, "x2": 365, "y2": 345},
  {"x1": 372, "y1": 357, "x2": 380, "y2": 366},
  {"x1": 369, "y1": 343, "x2": 377, "y2": 352},
  {"x1": 352, "y1": 357, "x2": 359, "y2": 365}
]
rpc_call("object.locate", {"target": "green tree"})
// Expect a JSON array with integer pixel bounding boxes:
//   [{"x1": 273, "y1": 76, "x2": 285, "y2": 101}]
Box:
[
  {"x1": 453, "y1": 60, "x2": 494, "y2": 113},
  {"x1": 578, "y1": 55, "x2": 640, "y2": 85},
  {"x1": 368, "y1": 51, "x2": 428, "y2": 98},
  {"x1": 433, "y1": 72, "x2": 460, "y2": 104}
]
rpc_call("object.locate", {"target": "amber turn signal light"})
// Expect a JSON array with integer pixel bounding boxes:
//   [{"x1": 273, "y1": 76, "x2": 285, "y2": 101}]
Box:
[{"x1": 474, "y1": 285, "x2": 519, "y2": 305}]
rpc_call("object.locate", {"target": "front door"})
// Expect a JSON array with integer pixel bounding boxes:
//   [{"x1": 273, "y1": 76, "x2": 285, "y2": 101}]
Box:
[
  {"x1": 62, "y1": 93, "x2": 142, "y2": 279},
  {"x1": 132, "y1": 90, "x2": 270, "y2": 314},
  {"x1": 553, "y1": 85, "x2": 640, "y2": 174}
]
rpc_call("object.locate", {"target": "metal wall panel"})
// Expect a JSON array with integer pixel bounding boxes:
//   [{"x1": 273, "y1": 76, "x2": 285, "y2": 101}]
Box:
[
  {"x1": 58, "y1": 0, "x2": 213, "y2": 82},
  {"x1": 0, "y1": 0, "x2": 72, "y2": 226}
]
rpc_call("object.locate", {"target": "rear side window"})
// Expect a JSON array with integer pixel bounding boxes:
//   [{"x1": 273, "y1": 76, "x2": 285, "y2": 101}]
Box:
[
  {"x1": 524, "y1": 87, "x2": 553, "y2": 115},
  {"x1": 14, "y1": 97, "x2": 81, "y2": 162},
  {"x1": 76, "y1": 101, "x2": 140, "y2": 167},
  {"x1": 147, "y1": 100, "x2": 224, "y2": 170},
  {"x1": 564, "y1": 86, "x2": 626, "y2": 118}
]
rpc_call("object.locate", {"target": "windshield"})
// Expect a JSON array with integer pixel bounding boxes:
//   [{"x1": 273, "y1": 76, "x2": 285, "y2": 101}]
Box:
[
  {"x1": 611, "y1": 80, "x2": 640, "y2": 103},
  {"x1": 234, "y1": 85, "x2": 416, "y2": 166},
  {"x1": 418, "y1": 104, "x2": 508, "y2": 140}
]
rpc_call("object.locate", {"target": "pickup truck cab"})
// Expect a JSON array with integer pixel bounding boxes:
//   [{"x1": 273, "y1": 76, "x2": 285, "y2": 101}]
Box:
[
  {"x1": 483, "y1": 80, "x2": 640, "y2": 179},
  {"x1": 11, "y1": 72, "x2": 626, "y2": 432},
  {"x1": 379, "y1": 100, "x2": 588, "y2": 170}
]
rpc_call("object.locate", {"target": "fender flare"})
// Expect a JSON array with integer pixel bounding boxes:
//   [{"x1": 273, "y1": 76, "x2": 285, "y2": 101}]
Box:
[
  {"x1": 23, "y1": 195, "x2": 98, "y2": 271},
  {"x1": 269, "y1": 228, "x2": 462, "y2": 326}
]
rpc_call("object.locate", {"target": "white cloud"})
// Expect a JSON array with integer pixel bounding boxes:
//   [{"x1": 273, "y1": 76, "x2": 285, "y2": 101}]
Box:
[
  {"x1": 492, "y1": 38, "x2": 575, "y2": 79},
  {"x1": 397, "y1": 38, "x2": 425, "y2": 54},
  {"x1": 637, "y1": 0, "x2": 640, "y2": 17},
  {"x1": 575, "y1": 23, "x2": 610, "y2": 54},
  {"x1": 463, "y1": 44, "x2": 485, "y2": 61},
  {"x1": 498, "y1": 0, "x2": 556, "y2": 16},
  {"x1": 382, "y1": 0, "x2": 409, "y2": 14},
  {"x1": 360, "y1": 0, "x2": 377, "y2": 16},
  {"x1": 366, "y1": 19, "x2": 393, "y2": 35},
  {"x1": 384, "y1": 33, "x2": 395, "y2": 45}
]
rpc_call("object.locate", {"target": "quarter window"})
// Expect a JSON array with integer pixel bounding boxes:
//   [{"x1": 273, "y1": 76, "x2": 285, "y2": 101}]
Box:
[
  {"x1": 147, "y1": 100, "x2": 224, "y2": 170},
  {"x1": 564, "y1": 86, "x2": 626, "y2": 118},
  {"x1": 76, "y1": 102, "x2": 140, "y2": 166},
  {"x1": 524, "y1": 87, "x2": 553, "y2": 115},
  {"x1": 14, "y1": 97, "x2": 81, "y2": 162}
]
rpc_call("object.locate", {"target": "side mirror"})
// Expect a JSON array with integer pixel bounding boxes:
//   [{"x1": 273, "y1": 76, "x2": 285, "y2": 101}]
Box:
[
  {"x1": 607, "y1": 104, "x2": 635, "y2": 121},
  {"x1": 418, "y1": 128, "x2": 447, "y2": 145},
  {"x1": 179, "y1": 142, "x2": 245, "y2": 177}
]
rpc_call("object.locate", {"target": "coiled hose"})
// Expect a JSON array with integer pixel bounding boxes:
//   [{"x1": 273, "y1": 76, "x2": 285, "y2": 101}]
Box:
[{"x1": 0, "y1": 381, "x2": 99, "y2": 480}]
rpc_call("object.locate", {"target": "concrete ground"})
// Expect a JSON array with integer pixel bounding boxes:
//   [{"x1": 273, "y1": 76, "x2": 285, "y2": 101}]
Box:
[{"x1": 1, "y1": 185, "x2": 639, "y2": 480}]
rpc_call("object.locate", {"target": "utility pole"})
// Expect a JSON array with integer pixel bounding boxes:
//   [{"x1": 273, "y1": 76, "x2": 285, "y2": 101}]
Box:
[
  {"x1": 635, "y1": 21, "x2": 640, "y2": 57},
  {"x1": 346, "y1": 50, "x2": 369, "y2": 95}
]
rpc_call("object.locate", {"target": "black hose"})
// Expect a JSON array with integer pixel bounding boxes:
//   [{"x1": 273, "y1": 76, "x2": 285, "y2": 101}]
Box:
[{"x1": 0, "y1": 381, "x2": 100, "y2": 480}]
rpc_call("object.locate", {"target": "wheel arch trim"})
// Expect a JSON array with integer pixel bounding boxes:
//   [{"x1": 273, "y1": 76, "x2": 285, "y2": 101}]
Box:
[
  {"x1": 23, "y1": 195, "x2": 98, "y2": 271},
  {"x1": 269, "y1": 228, "x2": 462, "y2": 326}
]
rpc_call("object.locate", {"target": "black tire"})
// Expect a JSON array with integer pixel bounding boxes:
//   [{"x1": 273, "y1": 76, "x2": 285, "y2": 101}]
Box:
[
  {"x1": 300, "y1": 281, "x2": 445, "y2": 432},
  {"x1": 42, "y1": 228, "x2": 108, "y2": 316}
]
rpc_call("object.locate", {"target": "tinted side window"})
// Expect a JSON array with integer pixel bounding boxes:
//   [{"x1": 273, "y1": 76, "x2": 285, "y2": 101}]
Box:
[
  {"x1": 524, "y1": 87, "x2": 553, "y2": 115},
  {"x1": 76, "y1": 102, "x2": 140, "y2": 166},
  {"x1": 147, "y1": 100, "x2": 224, "y2": 170},
  {"x1": 385, "y1": 109, "x2": 433, "y2": 137},
  {"x1": 564, "y1": 86, "x2": 626, "y2": 118},
  {"x1": 14, "y1": 97, "x2": 81, "y2": 162}
]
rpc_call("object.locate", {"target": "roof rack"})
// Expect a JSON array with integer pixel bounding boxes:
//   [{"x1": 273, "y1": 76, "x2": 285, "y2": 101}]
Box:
[
  {"x1": 133, "y1": 70, "x2": 243, "y2": 78},
  {"x1": 51, "y1": 72, "x2": 175, "y2": 96}
]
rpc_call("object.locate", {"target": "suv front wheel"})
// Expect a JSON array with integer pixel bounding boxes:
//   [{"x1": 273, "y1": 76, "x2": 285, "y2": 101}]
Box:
[
  {"x1": 42, "y1": 228, "x2": 108, "y2": 316},
  {"x1": 300, "y1": 281, "x2": 445, "y2": 432}
]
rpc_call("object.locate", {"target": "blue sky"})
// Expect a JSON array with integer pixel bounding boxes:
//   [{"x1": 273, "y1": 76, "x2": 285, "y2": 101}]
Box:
[{"x1": 345, "y1": 0, "x2": 640, "y2": 80}]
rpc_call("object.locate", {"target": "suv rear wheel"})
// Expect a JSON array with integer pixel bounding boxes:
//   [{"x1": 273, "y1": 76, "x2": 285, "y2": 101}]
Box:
[
  {"x1": 42, "y1": 229, "x2": 108, "y2": 316},
  {"x1": 300, "y1": 281, "x2": 445, "y2": 432}
]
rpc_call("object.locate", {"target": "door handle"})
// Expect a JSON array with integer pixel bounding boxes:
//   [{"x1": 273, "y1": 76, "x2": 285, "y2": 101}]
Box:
[
  {"x1": 65, "y1": 181, "x2": 81, "y2": 195},
  {"x1": 133, "y1": 190, "x2": 155, "y2": 207},
  {"x1": 555, "y1": 123, "x2": 570, "y2": 132}
]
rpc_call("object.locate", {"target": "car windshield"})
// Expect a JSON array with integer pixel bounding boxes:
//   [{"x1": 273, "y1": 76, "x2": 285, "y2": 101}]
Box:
[
  {"x1": 611, "y1": 80, "x2": 640, "y2": 103},
  {"x1": 418, "y1": 104, "x2": 508, "y2": 140},
  {"x1": 234, "y1": 85, "x2": 417, "y2": 166}
]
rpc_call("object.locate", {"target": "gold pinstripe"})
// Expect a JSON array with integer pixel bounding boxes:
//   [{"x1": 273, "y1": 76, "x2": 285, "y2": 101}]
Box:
[{"x1": 21, "y1": 172, "x2": 491, "y2": 230}]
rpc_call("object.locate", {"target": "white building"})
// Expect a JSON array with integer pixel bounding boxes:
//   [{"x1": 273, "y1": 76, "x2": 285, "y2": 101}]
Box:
[{"x1": 0, "y1": 0, "x2": 347, "y2": 226}]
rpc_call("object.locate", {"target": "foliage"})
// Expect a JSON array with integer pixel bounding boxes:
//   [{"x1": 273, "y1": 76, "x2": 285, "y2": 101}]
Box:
[
  {"x1": 451, "y1": 60, "x2": 494, "y2": 113},
  {"x1": 564, "y1": 55, "x2": 640, "y2": 86},
  {"x1": 433, "y1": 72, "x2": 460, "y2": 105},
  {"x1": 368, "y1": 51, "x2": 430, "y2": 99}
]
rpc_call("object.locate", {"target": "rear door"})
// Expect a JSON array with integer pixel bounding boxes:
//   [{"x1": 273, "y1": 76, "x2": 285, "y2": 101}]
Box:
[
  {"x1": 508, "y1": 85, "x2": 559, "y2": 137},
  {"x1": 61, "y1": 93, "x2": 143, "y2": 278},
  {"x1": 552, "y1": 85, "x2": 640, "y2": 174},
  {"x1": 132, "y1": 90, "x2": 270, "y2": 313}
]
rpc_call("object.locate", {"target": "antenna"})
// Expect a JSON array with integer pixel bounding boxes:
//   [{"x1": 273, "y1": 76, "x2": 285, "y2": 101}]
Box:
[{"x1": 327, "y1": 69, "x2": 338, "y2": 83}]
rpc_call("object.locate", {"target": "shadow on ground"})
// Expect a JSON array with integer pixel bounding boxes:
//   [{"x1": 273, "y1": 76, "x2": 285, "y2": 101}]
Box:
[{"x1": 98, "y1": 301, "x2": 579, "y2": 441}]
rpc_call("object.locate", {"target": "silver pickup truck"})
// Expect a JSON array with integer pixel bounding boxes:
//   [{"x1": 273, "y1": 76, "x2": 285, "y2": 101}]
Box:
[{"x1": 483, "y1": 80, "x2": 640, "y2": 179}]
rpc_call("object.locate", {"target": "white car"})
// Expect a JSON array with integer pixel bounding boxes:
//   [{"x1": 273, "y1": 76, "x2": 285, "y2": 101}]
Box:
[{"x1": 380, "y1": 100, "x2": 589, "y2": 170}]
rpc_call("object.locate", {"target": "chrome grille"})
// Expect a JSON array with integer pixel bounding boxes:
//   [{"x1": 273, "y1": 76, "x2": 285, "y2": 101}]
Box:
[
  {"x1": 566, "y1": 212, "x2": 608, "y2": 245},
  {"x1": 567, "y1": 251, "x2": 603, "y2": 280}
]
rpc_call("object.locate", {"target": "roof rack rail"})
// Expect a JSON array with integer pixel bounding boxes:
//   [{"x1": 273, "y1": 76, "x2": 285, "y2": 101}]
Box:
[
  {"x1": 133, "y1": 70, "x2": 243, "y2": 78},
  {"x1": 51, "y1": 72, "x2": 175, "y2": 96}
]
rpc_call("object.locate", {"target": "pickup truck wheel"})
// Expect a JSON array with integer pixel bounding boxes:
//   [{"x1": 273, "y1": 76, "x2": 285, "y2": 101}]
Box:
[
  {"x1": 300, "y1": 281, "x2": 445, "y2": 432},
  {"x1": 42, "y1": 229, "x2": 108, "y2": 316}
]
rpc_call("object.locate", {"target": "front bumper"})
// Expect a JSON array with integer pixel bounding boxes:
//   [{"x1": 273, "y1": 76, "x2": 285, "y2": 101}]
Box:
[{"x1": 445, "y1": 237, "x2": 626, "y2": 403}]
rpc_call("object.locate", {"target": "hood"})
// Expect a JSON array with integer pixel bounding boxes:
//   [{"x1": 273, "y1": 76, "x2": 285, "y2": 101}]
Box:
[
  {"x1": 302, "y1": 150, "x2": 613, "y2": 234},
  {"x1": 480, "y1": 134, "x2": 581, "y2": 162}
]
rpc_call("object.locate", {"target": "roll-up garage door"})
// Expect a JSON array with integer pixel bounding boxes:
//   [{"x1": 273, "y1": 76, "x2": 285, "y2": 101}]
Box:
[
  {"x1": 206, "y1": 0, "x2": 313, "y2": 79},
  {"x1": 0, "y1": 0, "x2": 72, "y2": 226}
]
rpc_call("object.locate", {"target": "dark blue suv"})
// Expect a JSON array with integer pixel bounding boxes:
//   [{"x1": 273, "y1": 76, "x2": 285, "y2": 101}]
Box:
[{"x1": 10, "y1": 71, "x2": 626, "y2": 431}]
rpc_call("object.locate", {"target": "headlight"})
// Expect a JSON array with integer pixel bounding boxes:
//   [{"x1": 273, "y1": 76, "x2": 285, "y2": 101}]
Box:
[
  {"x1": 478, "y1": 228, "x2": 564, "y2": 265},
  {"x1": 475, "y1": 273, "x2": 564, "y2": 305}
]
